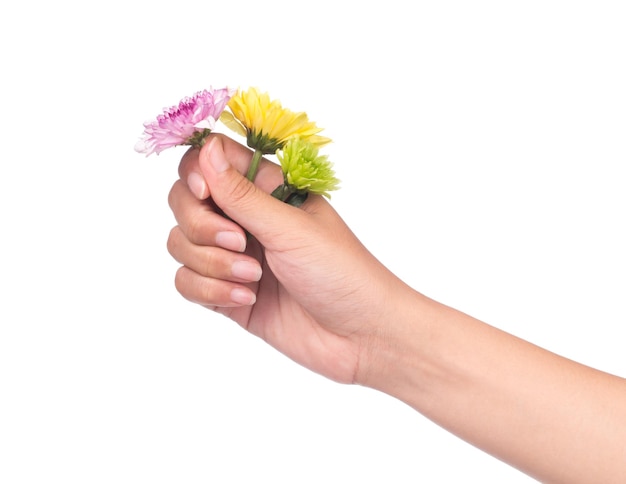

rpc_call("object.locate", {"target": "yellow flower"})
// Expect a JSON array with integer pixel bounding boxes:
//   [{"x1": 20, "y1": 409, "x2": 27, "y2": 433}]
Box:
[{"x1": 220, "y1": 87, "x2": 331, "y2": 155}]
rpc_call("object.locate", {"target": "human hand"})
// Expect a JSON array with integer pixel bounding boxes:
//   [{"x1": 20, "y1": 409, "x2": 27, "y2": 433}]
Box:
[{"x1": 167, "y1": 134, "x2": 411, "y2": 384}]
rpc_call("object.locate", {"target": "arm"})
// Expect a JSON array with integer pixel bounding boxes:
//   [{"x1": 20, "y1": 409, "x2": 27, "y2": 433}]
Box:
[
  {"x1": 369, "y1": 289, "x2": 626, "y2": 483},
  {"x1": 168, "y1": 134, "x2": 626, "y2": 484}
]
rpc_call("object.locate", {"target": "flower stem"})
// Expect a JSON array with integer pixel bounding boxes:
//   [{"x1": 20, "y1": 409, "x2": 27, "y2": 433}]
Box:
[
  {"x1": 246, "y1": 149, "x2": 263, "y2": 182},
  {"x1": 271, "y1": 184, "x2": 308, "y2": 207}
]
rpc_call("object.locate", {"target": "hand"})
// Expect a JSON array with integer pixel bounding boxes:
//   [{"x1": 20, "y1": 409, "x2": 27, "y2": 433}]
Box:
[{"x1": 167, "y1": 134, "x2": 411, "y2": 384}]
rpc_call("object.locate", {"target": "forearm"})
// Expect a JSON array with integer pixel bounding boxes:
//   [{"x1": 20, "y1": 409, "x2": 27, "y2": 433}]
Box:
[{"x1": 362, "y1": 287, "x2": 626, "y2": 483}]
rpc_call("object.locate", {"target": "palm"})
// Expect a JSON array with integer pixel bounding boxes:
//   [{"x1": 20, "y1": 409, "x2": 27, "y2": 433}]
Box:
[{"x1": 216, "y1": 237, "x2": 361, "y2": 384}]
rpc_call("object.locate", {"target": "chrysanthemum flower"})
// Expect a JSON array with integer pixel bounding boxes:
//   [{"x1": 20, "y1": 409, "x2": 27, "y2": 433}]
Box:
[
  {"x1": 220, "y1": 87, "x2": 331, "y2": 181},
  {"x1": 272, "y1": 136, "x2": 340, "y2": 206},
  {"x1": 135, "y1": 87, "x2": 235, "y2": 156}
]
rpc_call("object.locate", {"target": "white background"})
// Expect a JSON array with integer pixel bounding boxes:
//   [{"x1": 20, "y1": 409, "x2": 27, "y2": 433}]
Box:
[{"x1": 1, "y1": 1, "x2": 624, "y2": 482}]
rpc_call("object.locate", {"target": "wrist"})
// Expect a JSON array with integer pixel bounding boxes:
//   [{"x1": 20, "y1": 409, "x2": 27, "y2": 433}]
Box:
[{"x1": 354, "y1": 279, "x2": 437, "y2": 393}]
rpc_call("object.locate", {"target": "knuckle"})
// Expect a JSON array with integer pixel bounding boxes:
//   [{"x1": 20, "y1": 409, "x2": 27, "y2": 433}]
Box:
[
  {"x1": 167, "y1": 179, "x2": 183, "y2": 211},
  {"x1": 166, "y1": 226, "x2": 181, "y2": 256},
  {"x1": 199, "y1": 280, "x2": 214, "y2": 303},
  {"x1": 173, "y1": 266, "x2": 190, "y2": 298},
  {"x1": 201, "y1": 250, "x2": 217, "y2": 278},
  {"x1": 174, "y1": 264, "x2": 221, "y2": 306},
  {"x1": 227, "y1": 176, "x2": 258, "y2": 208},
  {"x1": 186, "y1": 210, "x2": 207, "y2": 244}
]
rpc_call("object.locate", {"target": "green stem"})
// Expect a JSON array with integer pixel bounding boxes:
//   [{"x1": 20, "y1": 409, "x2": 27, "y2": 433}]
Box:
[
  {"x1": 271, "y1": 184, "x2": 293, "y2": 201},
  {"x1": 246, "y1": 149, "x2": 263, "y2": 182},
  {"x1": 271, "y1": 183, "x2": 308, "y2": 207}
]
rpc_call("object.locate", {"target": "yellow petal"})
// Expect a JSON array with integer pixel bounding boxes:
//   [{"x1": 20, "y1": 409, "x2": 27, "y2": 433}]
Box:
[{"x1": 219, "y1": 111, "x2": 247, "y2": 137}]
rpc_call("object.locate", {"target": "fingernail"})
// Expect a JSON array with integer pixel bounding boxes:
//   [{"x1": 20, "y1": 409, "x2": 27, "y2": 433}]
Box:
[
  {"x1": 231, "y1": 260, "x2": 262, "y2": 282},
  {"x1": 231, "y1": 287, "x2": 256, "y2": 305},
  {"x1": 207, "y1": 137, "x2": 230, "y2": 173},
  {"x1": 187, "y1": 172, "x2": 208, "y2": 199},
  {"x1": 215, "y1": 231, "x2": 246, "y2": 252}
]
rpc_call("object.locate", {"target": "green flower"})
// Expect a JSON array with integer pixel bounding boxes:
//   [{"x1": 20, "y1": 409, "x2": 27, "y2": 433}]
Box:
[{"x1": 272, "y1": 137, "x2": 340, "y2": 206}]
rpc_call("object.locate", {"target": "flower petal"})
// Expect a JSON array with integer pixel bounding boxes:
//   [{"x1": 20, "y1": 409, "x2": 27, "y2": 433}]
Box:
[{"x1": 135, "y1": 87, "x2": 235, "y2": 156}]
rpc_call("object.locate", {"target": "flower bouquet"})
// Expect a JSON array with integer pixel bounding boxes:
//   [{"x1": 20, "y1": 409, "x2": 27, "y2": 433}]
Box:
[{"x1": 135, "y1": 86, "x2": 340, "y2": 207}]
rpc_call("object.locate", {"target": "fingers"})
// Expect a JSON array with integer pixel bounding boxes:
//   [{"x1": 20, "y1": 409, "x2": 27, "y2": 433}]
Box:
[
  {"x1": 168, "y1": 226, "x2": 260, "y2": 307},
  {"x1": 167, "y1": 226, "x2": 261, "y2": 284},
  {"x1": 178, "y1": 133, "x2": 283, "y2": 199},
  {"x1": 173, "y1": 265, "x2": 257, "y2": 307},
  {"x1": 167, "y1": 176, "x2": 261, "y2": 308},
  {"x1": 168, "y1": 178, "x2": 247, "y2": 252},
  {"x1": 168, "y1": 132, "x2": 346, "y2": 310}
]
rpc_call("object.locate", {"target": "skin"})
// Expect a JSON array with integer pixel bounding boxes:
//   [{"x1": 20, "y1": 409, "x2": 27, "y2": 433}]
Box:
[{"x1": 167, "y1": 134, "x2": 626, "y2": 483}]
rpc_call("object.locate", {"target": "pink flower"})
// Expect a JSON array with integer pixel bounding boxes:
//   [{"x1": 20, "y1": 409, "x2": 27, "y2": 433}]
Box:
[{"x1": 135, "y1": 87, "x2": 236, "y2": 156}]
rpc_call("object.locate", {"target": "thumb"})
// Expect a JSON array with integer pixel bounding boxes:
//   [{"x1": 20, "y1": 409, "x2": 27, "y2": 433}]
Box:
[{"x1": 199, "y1": 136, "x2": 303, "y2": 244}]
